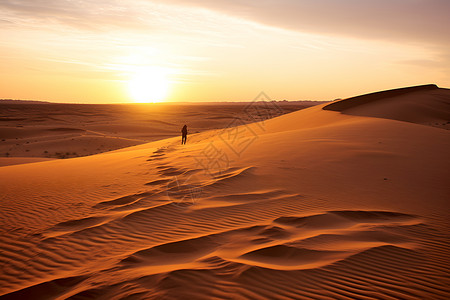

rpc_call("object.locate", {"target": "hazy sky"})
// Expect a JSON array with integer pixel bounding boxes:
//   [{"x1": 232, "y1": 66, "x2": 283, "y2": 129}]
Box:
[{"x1": 1, "y1": 0, "x2": 449, "y2": 103}]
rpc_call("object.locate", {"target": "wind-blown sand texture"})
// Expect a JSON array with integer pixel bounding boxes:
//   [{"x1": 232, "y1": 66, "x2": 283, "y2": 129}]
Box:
[{"x1": 0, "y1": 86, "x2": 449, "y2": 299}]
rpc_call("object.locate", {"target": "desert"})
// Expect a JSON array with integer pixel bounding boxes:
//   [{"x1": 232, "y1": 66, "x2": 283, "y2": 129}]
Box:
[
  {"x1": 1, "y1": 85, "x2": 449, "y2": 299},
  {"x1": 2, "y1": 0, "x2": 450, "y2": 298}
]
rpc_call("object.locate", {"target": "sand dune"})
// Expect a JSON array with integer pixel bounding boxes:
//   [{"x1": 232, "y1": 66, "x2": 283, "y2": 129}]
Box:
[
  {"x1": 0, "y1": 86, "x2": 449, "y2": 299},
  {"x1": 323, "y1": 84, "x2": 438, "y2": 110},
  {"x1": 323, "y1": 84, "x2": 450, "y2": 129}
]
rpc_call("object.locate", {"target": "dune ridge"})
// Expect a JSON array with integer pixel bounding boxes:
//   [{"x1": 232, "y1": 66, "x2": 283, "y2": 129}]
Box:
[
  {"x1": 323, "y1": 84, "x2": 438, "y2": 111},
  {"x1": 322, "y1": 84, "x2": 450, "y2": 129}
]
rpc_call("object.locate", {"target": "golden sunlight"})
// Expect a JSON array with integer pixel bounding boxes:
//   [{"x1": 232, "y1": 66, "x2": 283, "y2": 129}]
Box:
[{"x1": 127, "y1": 67, "x2": 169, "y2": 103}]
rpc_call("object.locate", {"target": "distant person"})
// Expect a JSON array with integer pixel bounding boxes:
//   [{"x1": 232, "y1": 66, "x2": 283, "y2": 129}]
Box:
[{"x1": 181, "y1": 124, "x2": 188, "y2": 145}]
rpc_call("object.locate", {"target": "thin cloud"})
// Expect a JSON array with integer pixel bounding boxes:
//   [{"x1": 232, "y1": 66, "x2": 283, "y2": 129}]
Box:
[
  {"x1": 156, "y1": 0, "x2": 450, "y2": 76},
  {"x1": 3, "y1": 0, "x2": 449, "y2": 47},
  {"x1": 158, "y1": 0, "x2": 450, "y2": 46},
  {"x1": 0, "y1": 0, "x2": 160, "y2": 32}
]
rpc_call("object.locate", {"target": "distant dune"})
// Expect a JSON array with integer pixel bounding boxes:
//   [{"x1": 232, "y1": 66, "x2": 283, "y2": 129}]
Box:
[
  {"x1": 0, "y1": 86, "x2": 449, "y2": 299},
  {"x1": 0, "y1": 102, "x2": 311, "y2": 166},
  {"x1": 0, "y1": 99, "x2": 51, "y2": 104}
]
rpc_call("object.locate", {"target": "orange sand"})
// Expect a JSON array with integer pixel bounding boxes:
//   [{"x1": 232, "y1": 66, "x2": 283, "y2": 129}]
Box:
[{"x1": 0, "y1": 86, "x2": 449, "y2": 299}]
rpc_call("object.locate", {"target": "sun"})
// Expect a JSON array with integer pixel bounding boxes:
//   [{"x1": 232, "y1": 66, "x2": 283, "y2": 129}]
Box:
[{"x1": 128, "y1": 67, "x2": 169, "y2": 103}]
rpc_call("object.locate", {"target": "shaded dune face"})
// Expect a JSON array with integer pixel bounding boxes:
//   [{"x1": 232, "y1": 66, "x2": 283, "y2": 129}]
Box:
[
  {"x1": 323, "y1": 84, "x2": 438, "y2": 111},
  {"x1": 323, "y1": 84, "x2": 450, "y2": 129},
  {"x1": 1, "y1": 85, "x2": 449, "y2": 299}
]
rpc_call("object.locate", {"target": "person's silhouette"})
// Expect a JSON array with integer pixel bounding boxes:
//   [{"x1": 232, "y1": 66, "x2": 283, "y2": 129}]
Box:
[{"x1": 181, "y1": 124, "x2": 188, "y2": 145}]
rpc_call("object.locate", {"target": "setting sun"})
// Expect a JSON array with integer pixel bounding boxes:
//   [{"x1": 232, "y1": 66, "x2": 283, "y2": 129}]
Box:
[{"x1": 128, "y1": 67, "x2": 169, "y2": 103}]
